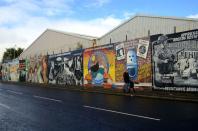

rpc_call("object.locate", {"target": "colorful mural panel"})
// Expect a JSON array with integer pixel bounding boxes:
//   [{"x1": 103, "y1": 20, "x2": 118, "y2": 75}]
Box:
[
  {"x1": 48, "y1": 50, "x2": 83, "y2": 86},
  {"x1": 26, "y1": 55, "x2": 48, "y2": 83},
  {"x1": 2, "y1": 63, "x2": 10, "y2": 81},
  {"x1": 151, "y1": 29, "x2": 198, "y2": 91},
  {"x1": 0, "y1": 64, "x2": 2, "y2": 80},
  {"x1": 83, "y1": 44, "x2": 115, "y2": 88},
  {"x1": 9, "y1": 59, "x2": 19, "y2": 81},
  {"x1": 19, "y1": 60, "x2": 26, "y2": 82},
  {"x1": 115, "y1": 38, "x2": 152, "y2": 83}
]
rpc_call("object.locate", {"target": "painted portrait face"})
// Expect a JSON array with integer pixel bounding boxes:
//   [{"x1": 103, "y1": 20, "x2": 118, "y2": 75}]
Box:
[
  {"x1": 127, "y1": 49, "x2": 138, "y2": 79},
  {"x1": 127, "y1": 50, "x2": 137, "y2": 64}
]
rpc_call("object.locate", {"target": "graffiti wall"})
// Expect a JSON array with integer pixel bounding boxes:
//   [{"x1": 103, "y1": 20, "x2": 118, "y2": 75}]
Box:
[
  {"x1": 2, "y1": 63, "x2": 10, "y2": 81},
  {"x1": 19, "y1": 60, "x2": 26, "y2": 82},
  {"x1": 115, "y1": 38, "x2": 152, "y2": 84},
  {"x1": 48, "y1": 50, "x2": 83, "y2": 86},
  {"x1": 151, "y1": 29, "x2": 198, "y2": 92},
  {"x1": 83, "y1": 44, "x2": 115, "y2": 88},
  {"x1": 26, "y1": 55, "x2": 48, "y2": 83},
  {"x1": 9, "y1": 59, "x2": 19, "y2": 81}
]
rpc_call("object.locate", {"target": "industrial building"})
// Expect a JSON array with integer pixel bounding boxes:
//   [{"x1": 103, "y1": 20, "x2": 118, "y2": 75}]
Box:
[{"x1": 20, "y1": 14, "x2": 198, "y2": 59}]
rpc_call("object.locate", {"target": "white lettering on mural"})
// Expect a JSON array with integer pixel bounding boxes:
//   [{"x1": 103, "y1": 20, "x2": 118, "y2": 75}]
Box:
[{"x1": 173, "y1": 31, "x2": 198, "y2": 42}]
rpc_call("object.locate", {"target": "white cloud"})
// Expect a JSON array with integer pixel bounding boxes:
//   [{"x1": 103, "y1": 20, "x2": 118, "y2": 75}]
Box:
[
  {"x1": 187, "y1": 14, "x2": 198, "y2": 19},
  {"x1": 123, "y1": 11, "x2": 135, "y2": 19},
  {"x1": 0, "y1": 15, "x2": 124, "y2": 61},
  {"x1": 0, "y1": 0, "x2": 129, "y2": 61},
  {"x1": 85, "y1": 0, "x2": 110, "y2": 7}
]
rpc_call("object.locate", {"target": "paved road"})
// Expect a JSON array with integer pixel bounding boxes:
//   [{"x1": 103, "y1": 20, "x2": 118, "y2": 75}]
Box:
[{"x1": 0, "y1": 83, "x2": 197, "y2": 131}]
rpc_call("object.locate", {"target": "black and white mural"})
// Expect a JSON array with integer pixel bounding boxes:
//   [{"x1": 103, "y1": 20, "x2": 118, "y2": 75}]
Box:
[
  {"x1": 151, "y1": 29, "x2": 198, "y2": 92},
  {"x1": 48, "y1": 50, "x2": 83, "y2": 86}
]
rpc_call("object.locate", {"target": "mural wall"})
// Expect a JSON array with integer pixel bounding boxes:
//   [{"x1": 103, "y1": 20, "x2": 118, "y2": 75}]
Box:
[
  {"x1": 0, "y1": 64, "x2": 2, "y2": 80},
  {"x1": 48, "y1": 50, "x2": 83, "y2": 86},
  {"x1": 115, "y1": 38, "x2": 152, "y2": 84},
  {"x1": 19, "y1": 60, "x2": 26, "y2": 82},
  {"x1": 151, "y1": 29, "x2": 198, "y2": 92},
  {"x1": 2, "y1": 63, "x2": 10, "y2": 81},
  {"x1": 9, "y1": 59, "x2": 19, "y2": 82},
  {"x1": 83, "y1": 44, "x2": 115, "y2": 88},
  {"x1": 26, "y1": 55, "x2": 48, "y2": 83}
]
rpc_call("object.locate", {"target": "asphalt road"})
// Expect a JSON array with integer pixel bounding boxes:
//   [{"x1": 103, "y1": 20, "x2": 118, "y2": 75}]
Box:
[{"x1": 0, "y1": 83, "x2": 198, "y2": 131}]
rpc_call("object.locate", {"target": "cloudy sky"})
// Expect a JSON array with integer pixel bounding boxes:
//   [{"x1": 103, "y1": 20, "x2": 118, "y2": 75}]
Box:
[{"x1": 0, "y1": 0, "x2": 198, "y2": 61}]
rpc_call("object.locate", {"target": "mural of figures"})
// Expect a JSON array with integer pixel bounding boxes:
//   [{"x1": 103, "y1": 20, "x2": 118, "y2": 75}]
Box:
[
  {"x1": 2, "y1": 63, "x2": 10, "y2": 81},
  {"x1": 48, "y1": 50, "x2": 83, "y2": 86},
  {"x1": 115, "y1": 38, "x2": 152, "y2": 83},
  {"x1": 9, "y1": 59, "x2": 19, "y2": 81},
  {"x1": 26, "y1": 55, "x2": 48, "y2": 84},
  {"x1": 19, "y1": 60, "x2": 26, "y2": 82},
  {"x1": 151, "y1": 29, "x2": 198, "y2": 91},
  {"x1": 83, "y1": 44, "x2": 115, "y2": 88}
]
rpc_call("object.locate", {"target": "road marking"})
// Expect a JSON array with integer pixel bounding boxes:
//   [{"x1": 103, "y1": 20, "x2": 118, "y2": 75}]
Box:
[
  {"x1": 33, "y1": 95, "x2": 63, "y2": 103},
  {"x1": 83, "y1": 105, "x2": 161, "y2": 121},
  {"x1": 7, "y1": 90, "x2": 23, "y2": 95},
  {"x1": 0, "y1": 102, "x2": 11, "y2": 109}
]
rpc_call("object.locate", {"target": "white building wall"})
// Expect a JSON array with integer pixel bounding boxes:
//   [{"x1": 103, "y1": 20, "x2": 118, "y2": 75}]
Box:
[
  {"x1": 20, "y1": 29, "x2": 95, "y2": 59},
  {"x1": 98, "y1": 16, "x2": 198, "y2": 46}
]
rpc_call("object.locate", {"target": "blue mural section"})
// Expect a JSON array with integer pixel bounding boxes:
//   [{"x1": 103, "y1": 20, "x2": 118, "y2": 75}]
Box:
[{"x1": 126, "y1": 49, "x2": 138, "y2": 80}]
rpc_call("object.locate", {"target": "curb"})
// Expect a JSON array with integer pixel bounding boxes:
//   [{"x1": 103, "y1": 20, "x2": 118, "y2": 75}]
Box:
[{"x1": 1, "y1": 81, "x2": 198, "y2": 103}]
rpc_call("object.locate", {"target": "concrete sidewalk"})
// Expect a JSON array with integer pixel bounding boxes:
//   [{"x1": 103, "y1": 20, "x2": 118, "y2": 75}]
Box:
[{"x1": 1, "y1": 81, "x2": 198, "y2": 103}]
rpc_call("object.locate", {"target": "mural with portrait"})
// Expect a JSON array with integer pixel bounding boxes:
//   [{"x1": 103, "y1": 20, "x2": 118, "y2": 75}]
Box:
[
  {"x1": 83, "y1": 44, "x2": 115, "y2": 88},
  {"x1": 19, "y1": 60, "x2": 26, "y2": 82},
  {"x1": 26, "y1": 55, "x2": 48, "y2": 83},
  {"x1": 115, "y1": 38, "x2": 152, "y2": 83},
  {"x1": 48, "y1": 50, "x2": 83, "y2": 86},
  {"x1": 9, "y1": 59, "x2": 19, "y2": 82},
  {"x1": 1, "y1": 63, "x2": 10, "y2": 81},
  {"x1": 151, "y1": 29, "x2": 198, "y2": 92}
]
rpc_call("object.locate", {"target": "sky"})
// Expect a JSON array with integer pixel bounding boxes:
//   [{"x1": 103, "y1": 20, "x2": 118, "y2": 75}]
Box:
[{"x1": 0, "y1": 0, "x2": 198, "y2": 61}]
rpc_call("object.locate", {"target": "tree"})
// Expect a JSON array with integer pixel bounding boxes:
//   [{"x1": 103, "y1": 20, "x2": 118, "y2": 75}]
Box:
[
  {"x1": 76, "y1": 42, "x2": 83, "y2": 50},
  {"x1": 2, "y1": 47, "x2": 24, "y2": 62}
]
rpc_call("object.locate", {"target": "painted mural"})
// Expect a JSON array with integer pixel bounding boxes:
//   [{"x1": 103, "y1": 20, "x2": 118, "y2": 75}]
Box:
[
  {"x1": 2, "y1": 63, "x2": 10, "y2": 81},
  {"x1": 115, "y1": 38, "x2": 152, "y2": 83},
  {"x1": 26, "y1": 55, "x2": 48, "y2": 83},
  {"x1": 48, "y1": 50, "x2": 83, "y2": 86},
  {"x1": 19, "y1": 60, "x2": 26, "y2": 82},
  {"x1": 151, "y1": 29, "x2": 198, "y2": 92},
  {"x1": 0, "y1": 64, "x2": 2, "y2": 80},
  {"x1": 83, "y1": 44, "x2": 115, "y2": 88},
  {"x1": 9, "y1": 59, "x2": 19, "y2": 81}
]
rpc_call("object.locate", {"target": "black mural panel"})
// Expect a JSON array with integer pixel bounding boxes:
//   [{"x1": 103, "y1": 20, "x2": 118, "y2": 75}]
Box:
[
  {"x1": 48, "y1": 50, "x2": 83, "y2": 86},
  {"x1": 151, "y1": 29, "x2": 198, "y2": 91}
]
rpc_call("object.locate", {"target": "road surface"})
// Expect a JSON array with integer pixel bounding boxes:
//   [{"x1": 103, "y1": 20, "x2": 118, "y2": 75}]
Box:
[{"x1": 0, "y1": 83, "x2": 197, "y2": 131}]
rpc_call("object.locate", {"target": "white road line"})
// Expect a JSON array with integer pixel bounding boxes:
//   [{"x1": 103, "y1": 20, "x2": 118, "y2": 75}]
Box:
[
  {"x1": 83, "y1": 105, "x2": 161, "y2": 121},
  {"x1": 33, "y1": 95, "x2": 63, "y2": 103},
  {"x1": 0, "y1": 103, "x2": 11, "y2": 109},
  {"x1": 7, "y1": 90, "x2": 23, "y2": 95}
]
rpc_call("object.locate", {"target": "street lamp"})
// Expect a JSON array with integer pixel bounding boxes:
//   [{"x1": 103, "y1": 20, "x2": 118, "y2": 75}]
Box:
[{"x1": 14, "y1": 44, "x2": 17, "y2": 59}]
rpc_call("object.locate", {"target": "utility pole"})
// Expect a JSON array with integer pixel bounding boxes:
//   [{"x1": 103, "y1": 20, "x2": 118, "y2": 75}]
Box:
[{"x1": 14, "y1": 44, "x2": 17, "y2": 59}]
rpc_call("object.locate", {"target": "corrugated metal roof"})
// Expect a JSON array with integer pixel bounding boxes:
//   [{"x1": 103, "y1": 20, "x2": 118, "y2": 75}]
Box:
[
  {"x1": 47, "y1": 28, "x2": 98, "y2": 40},
  {"x1": 98, "y1": 14, "x2": 198, "y2": 39}
]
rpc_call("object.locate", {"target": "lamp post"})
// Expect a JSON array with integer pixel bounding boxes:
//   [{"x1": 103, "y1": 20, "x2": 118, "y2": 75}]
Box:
[{"x1": 14, "y1": 44, "x2": 17, "y2": 59}]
